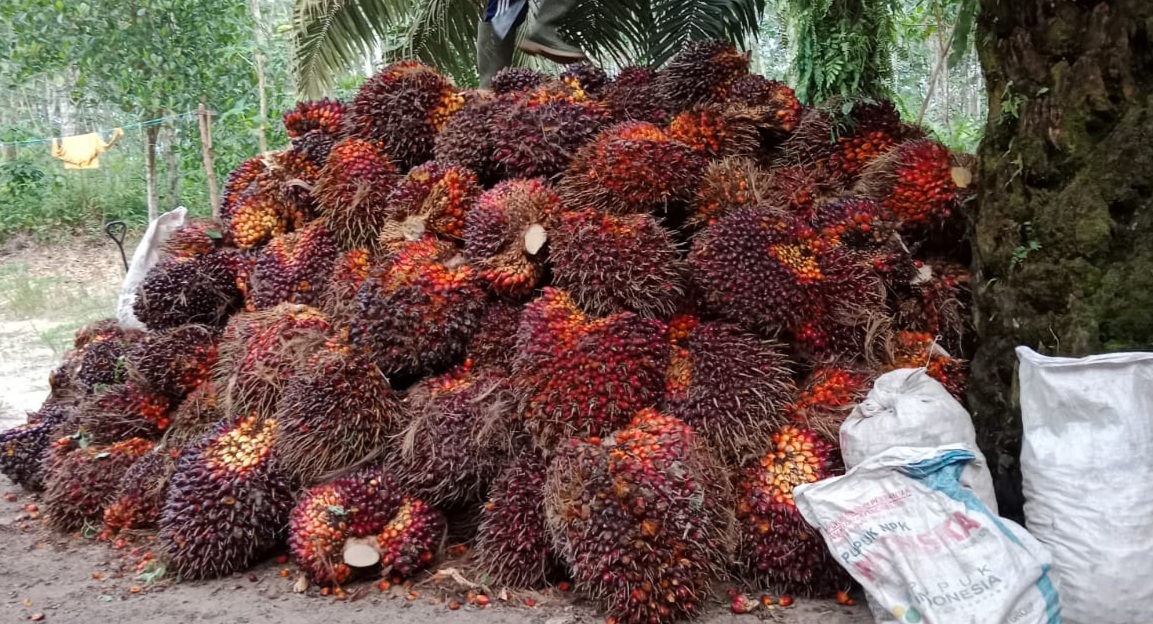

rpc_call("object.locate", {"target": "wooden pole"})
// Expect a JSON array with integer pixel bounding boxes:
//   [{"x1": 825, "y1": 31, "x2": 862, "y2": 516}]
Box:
[
  {"x1": 144, "y1": 124, "x2": 159, "y2": 222},
  {"x1": 198, "y1": 103, "x2": 220, "y2": 215}
]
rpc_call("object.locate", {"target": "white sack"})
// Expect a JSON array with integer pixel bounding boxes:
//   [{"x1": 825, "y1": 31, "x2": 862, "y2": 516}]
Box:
[
  {"x1": 840, "y1": 368, "x2": 998, "y2": 513},
  {"x1": 795, "y1": 445, "x2": 1059, "y2": 624},
  {"x1": 1017, "y1": 346, "x2": 1153, "y2": 624},
  {"x1": 115, "y1": 207, "x2": 187, "y2": 330}
]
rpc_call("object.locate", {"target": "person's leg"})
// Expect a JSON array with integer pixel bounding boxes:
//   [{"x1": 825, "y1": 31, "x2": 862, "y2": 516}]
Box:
[
  {"x1": 518, "y1": 0, "x2": 587, "y2": 64},
  {"x1": 476, "y1": 1, "x2": 526, "y2": 89}
]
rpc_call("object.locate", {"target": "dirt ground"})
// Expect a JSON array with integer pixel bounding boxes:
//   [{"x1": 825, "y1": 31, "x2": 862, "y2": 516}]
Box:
[{"x1": 0, "y1": 240, "x2": 871, "y2": 624}]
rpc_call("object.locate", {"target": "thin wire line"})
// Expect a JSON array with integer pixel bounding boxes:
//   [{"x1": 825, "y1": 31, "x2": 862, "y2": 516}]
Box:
[{"x1": 0, "y1": 110, "x2": 200, "y2": 148}]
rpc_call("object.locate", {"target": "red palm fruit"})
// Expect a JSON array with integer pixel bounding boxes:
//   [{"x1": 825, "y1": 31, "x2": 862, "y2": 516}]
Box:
[
  {"x1": 463, "y1": 178, "x2": 560, "y2": 299},
  {"x1": 490, "y1": 67, "x2": 548, "y2": 95},
  {"x1": 214, "y1": 304, "x2": 332, "y2": 415},
  {"x1": 475, "y1": 450, "x2": 554, "y2": 589},
  {"x1": 856, "y1": 139, "x2": 964, "y2": 228},
  {"x1": 762, "y1": 164, "x2": 836, "y2": 218},
  {"x1": 166, "y1": 381, "x2": 222, "y2": 447},
  {"x1": 292, "y1": 129, "x2": 336, "y2": 170},
  {"x1": 77, "y1": 383, "x2": 172, "y2": 443},
  {"x1": 283, "y1": 98, "x2": 346, "y2": 138},
  {"x1": 786, "y1": 367, "x2": 872, "y2": 441},
  {"x1": 126, "y1": 324, "x2": 219, "y2": 399},
  {"x1": 783, "y1": 98, "x2": 904, "y2": 184},
  {"x1": 381, "y1": 161, "x2": 481, "y2": 245},
  {"x1": 376, "y1": 497, "x2": 445, "y2": 578},
  {"x1": 43, "y1": 434, "x2": 153, "y2": 531},
  {"x1": 736, "y1": 425, "x2": 848, "y2": 596},
  {"x1": 434, "y1": 91, "x2": 500, "y2": 184},
  {"x1": 489, "y1": 90, "x2": 610, "y2": 179},
  {"x1": 599, "y1": 66, "x2": 672, "y2": 125},
  {"x1": 275, "y1": 345, "x2": 404, "y2": 486},
  {"x1": 133, "y1": 253, "x2": 246, "y2": 331},
  {"x1": 687, "y1": 157, "x2": 771, "y2": 229},
  {"x1": 656, "y1": 39, "x2": 750, "y2": 110},
  {"x1": 103, "y1": 445, "x2": 182, "y2": 534},
  {"x1": 895, "y1": 260, "x2": 971, "y2": 353},
  {"x1": 550, "y1": 210, "x2": 686, "y2": 318},
  {"x1": 513, "y1": 289, "x2": 669, "y2": 449},
  {"x1": 559, "y1": 121, "x2": 705, "y2": 214},
  {"x1": 251, "y1": 222, "x2": 339, "y2": 310},
  {"x1": 465, "y1": 300, "x2": 524, "y2": 375},
  {"x1": 159, "y1": 414, "x2": 294, "y2": 580},
  {"x1": 0, "y1": 404, "x2": 74, "y2": 491},
  {"x1": 163, "y1": 218, "x2": 226, "y2": 260},
  {"x1": 268, "y1": 146, "x2": 323, "y2": 225},
  {"x1": 288, "y1": 468, "x2": 404, "y2": 586},
  {"x1": 668, "y1": 105, "x2": 760, "y2": 160},
  {"x1": 560, "y1": 63, "x2": 609, "y2": 97},
  {"x1": 219, "y1": 156, "x2": 274, "y2": 245},
  {"x1": 318, "y1": 247, "x2": 372, "y2": 323},
  {"x1": 662, "y1": 318, "x2": 794, "y2": 465},
  {"x1": 314, "y1": 137, "x2": 400, "y2": 248},
  {"x1": 546, "y1": 411, "x2": 735, "y2": 624},
  {"x1": 886, "y1": 331, "x2": 967, "y2": 400},
  {"x1": 347, "y1": 61, "x2": 464, "y2": 169},
  {"x1": 727, "y1": 74, "x2": 803, "y2": 136},
  {"x1": 350, "y1": 238, "x2": 487, "y2": 377},
  {"x1": 386, "y1": 365, "x2": 514, "y2": 506},
  {"x1": 75, "y1": 328, "x2": 145, "y2": 392}
]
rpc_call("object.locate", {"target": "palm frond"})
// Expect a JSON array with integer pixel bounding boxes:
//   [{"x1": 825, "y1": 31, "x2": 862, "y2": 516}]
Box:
[{"x1": 293, "y1": 0, "x2": 416, "y2": 98}]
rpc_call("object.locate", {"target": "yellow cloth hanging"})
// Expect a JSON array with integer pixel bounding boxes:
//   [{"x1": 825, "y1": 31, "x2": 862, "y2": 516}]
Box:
[{"x1": 51, "y1": 128, "x2": 124, "y2": 169}]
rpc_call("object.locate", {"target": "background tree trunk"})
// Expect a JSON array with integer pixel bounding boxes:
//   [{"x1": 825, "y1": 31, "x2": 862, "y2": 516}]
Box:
[
  {"x1": 144, "y1": 124, "x2": 159, "y2": 222},
  {"x1": 163, "y1": 123, "x2": 180, "y2": 211},
  {"x1": 971, "y1": 0, "x2": 1153, "y2": 519},
  {"x1": 249, "y1": 0, "x2": 268, "y2": 154}
]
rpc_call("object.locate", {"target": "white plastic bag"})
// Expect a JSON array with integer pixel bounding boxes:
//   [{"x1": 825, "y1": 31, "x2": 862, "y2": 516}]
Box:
[
  {"x1": 795, "y1": 445, "x2": 1060, "y2": 624},
  {"x1": 840, "y1": 368, "x2": 998, "y2": 513},
  {"x1": 1017, "y1": 346, "x2": 1153, "y2": 624},
  {"x1": 116, "y1": 207, "x2": 187, "y2": 330}
]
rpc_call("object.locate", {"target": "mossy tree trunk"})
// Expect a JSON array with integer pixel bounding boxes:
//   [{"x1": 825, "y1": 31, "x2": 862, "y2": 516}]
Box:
[{"x1": 971, "y1": 0, "x2": 1153, "y2": 518}]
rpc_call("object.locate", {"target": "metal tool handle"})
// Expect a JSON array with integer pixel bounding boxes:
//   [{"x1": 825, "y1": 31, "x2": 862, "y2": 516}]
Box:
[{"x1": 105, "y1": 221, "x2": 128, "y2": 271}]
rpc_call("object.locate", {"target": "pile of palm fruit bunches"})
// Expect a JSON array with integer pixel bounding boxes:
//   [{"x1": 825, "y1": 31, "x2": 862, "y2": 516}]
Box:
[{"x1": 1, "y1": 41, "x2": 974, "y2": 623}]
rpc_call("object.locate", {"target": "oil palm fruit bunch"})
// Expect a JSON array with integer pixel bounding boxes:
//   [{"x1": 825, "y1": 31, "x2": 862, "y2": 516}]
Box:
[
  {"x1": 387, "y1": 365, "x2": 514, "y2": 506},
  {"x1": 75, "y1": 328, "x2": 143, "y2": 391},
  {"x1": 561, "y1": 64, "x2": 609, "y2": 97},
  {"x1": 0, "y1": 404, "x2": 75, "y2": 491},
  {"x1": 656, "y1": 40, "x2": 750, "y2": 111},
  {"x1": 736, "y1": 425, "x2": 847, "y2": 596},
  {"x1": 825, "y1": 98, "x2": 905, "y2": 180},
  {"x1": 668, "y1": 105, "x2": 760, "y2": 160},
  {"x1": 283, "y1": 98, "x2": 346, "y2": 139},
  {"x1": 465, "y1": 301, "x2": 524, "y2": 375},
  {"x1": 464, "y1": 178, "x2": 560, "y2": 299},
  {"x1": 662, "y1": 316, "x2": 794, "y2": 466},
  {"x1": 489, "y1": 88, "x2": 610, "y2": 179},
  {"x1": 318, "y1": 247, "x2": 372, "y2": 323},
  {"x1": 314, "y1": 137, "x2": 400, "y2": 249},
  {"x1": 375, "y1": 497, "x2": 445, "y2": 578},
  {"x1": 895, "y1": 260, "x2": 970, "y2": 353},
  {"x1": 347, "y1": 61, "x2": 464, "y2": 169},
  {"x1": 687, "y1": 157, "x2": 770, "y2": 229},
  {"x1": 475, "y1": 449, "x2": 554, "y2": 589},
  {"x1": 126, "y1": 324, "x2": 219, "y2": 399},
  {"x1": 727, "y1": 74, "x2": 803, "y2": 138},
  {"x1": 434, "y1": 91, "x2": 499, "y2": 183},
  {"x1": 158, "y1": 413, "x2": 294, "y2": 580},
  {"x1": 165, "y1": 381, "x2": 222, "y2": 447},
  {"x1": 163, "y1": 218, "x2": 227, "y2": 260},
  {"x1": 103, "y1": 445, "x2": 182, "y2": 534},
  {"x1": 513, "y1": 288, "x2": 668, "y2": 449},
  {"x1": 550, "y1": 210, "x2": 686, "y2": 318},
  {"x1": 77, "y1": 382, "x2": 171, "y2": 443},
  {"x1": 43, "y1": 433, "x2": 153, "y2": 531},
  {"x1": 133, "y1": 253, "x2": 245, "y2": 331},
  {"x1": 288, "y1": 468, "x2": 404, "y2": 586},
  {"x1": 350, "y1": 238, "x2": 487, "y2": 378},
  {"x1": 268, "y1": 147, "x2": 322, "y2": 225},
  {"x1": 381, "y1": 161, "x2": 481, "y2": 245},
  {"x1": 886, "y1": 331, "x2": 967, "y2": 400},
  {"x1": 560, "y1": 121, "x2": 704, "y2": 215},
  {"x1": 546, "y1": 410, "x2": 735, "y2": 624},
  {"x1": 275, "y1": 344, "x2": 404, "y2": 486},
  {"x1": 219, "y1": 156, "x2": 285, "y2": 249},
  {"x1": 214, "y1": 305, "x2": 332, "y2": 415},
  {"x1": 251, "y1": 221, "x2": 339, "y2": 310},
  {"x1": 786, "y1": 367, "x2": 872, "y2": 441},
  {"x1": 856, "y1": 139, "x2": 965, "y2": 229},
  {"x1": 491, "y1": 67, "x2": 548, "y2": 95},
  {"x1": 599, "y1": 66, "x2": 672, "y2": 125}
]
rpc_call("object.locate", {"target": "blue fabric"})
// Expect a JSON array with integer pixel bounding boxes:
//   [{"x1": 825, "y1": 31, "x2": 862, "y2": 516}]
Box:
[{"x1": 903, "y1": 450, "x2": 1062, "y2": 624}]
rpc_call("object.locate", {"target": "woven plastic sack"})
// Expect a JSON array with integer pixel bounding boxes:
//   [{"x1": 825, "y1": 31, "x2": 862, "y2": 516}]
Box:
[
  {"x1": 840, "y1": 368, "x2": 998, "y2": 513},
  {"x1": 1017, "y1": 346, "x2": 1153, "y2": 624},
  {"x1": 795, "y1": 445, "x2": 1060, "y2": 624},
  {"x1": 115, "y1": 207, "x2": 186, "y2": 330}
]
